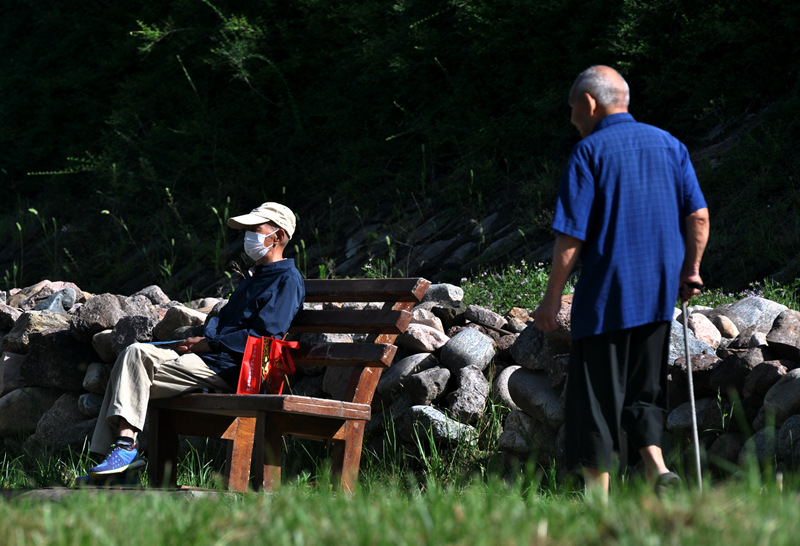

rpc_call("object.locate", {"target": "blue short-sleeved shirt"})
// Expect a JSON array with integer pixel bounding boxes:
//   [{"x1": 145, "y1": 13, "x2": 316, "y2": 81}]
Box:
[
  {"x1": 553, "y1": 113, "x2": 707, "y2": 339},
  {"x1": 201, "y1": 258, "x2": 305, "y2": 386}
]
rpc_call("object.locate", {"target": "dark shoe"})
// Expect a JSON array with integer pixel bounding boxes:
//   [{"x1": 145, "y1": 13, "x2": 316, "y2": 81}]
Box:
[{"x1": 655, "y1": 471, "x2": 681, "y2": 496}]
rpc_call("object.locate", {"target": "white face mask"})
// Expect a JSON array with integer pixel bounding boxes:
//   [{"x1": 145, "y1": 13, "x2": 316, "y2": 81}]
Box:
[{"x1": 243, "y1": 229, "x2": 277, "y2": 262}]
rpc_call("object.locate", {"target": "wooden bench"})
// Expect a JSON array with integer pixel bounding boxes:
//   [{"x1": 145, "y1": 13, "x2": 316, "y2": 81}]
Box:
[{"x1": 147, "y1": 277, "x2": 431, "y2": 492}]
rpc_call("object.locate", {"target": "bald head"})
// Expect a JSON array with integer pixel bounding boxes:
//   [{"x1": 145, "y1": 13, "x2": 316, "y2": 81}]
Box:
[{"x1": 569, "y1": 65, "x2": 630, "y2": 110}]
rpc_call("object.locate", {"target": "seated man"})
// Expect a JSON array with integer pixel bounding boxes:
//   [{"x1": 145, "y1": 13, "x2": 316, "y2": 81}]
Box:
[{"x1": 86, "y1": 201, "x2": 305, "y2": 476}]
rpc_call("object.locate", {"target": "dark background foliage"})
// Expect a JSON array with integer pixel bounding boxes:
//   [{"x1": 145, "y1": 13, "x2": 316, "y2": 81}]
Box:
[{"x1": 2, "y1": 0, "x2": 799, "y2": 298}]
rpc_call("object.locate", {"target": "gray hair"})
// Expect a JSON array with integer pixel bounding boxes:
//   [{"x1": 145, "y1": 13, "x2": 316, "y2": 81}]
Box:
[{"x1": 569, "y1": 66, "x2": 630, "y2": 108}]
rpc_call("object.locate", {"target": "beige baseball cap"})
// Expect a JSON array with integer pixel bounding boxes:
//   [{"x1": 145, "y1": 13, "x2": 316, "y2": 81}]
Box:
[{"x1": 227, "y1": 202, "x2": 296, "y2": 239}]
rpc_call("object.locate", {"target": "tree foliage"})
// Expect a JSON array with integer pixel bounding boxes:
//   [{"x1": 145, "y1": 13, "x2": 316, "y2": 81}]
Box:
[{"x1": 1, "y1": 0, "x2": 799, "y2": 294}]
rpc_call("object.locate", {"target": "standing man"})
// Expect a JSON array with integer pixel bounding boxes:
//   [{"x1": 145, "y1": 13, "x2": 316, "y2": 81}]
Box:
[
  {"x1": 86, "y1": 202, "x2": 305, "y2": 477},
  {"x1": 534, "y1": 66, "x2": 709, "y2": 495}
]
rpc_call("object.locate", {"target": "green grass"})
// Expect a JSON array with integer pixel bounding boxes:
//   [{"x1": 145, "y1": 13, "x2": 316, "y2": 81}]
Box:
[
  {"x1": 460, "y1": 261, "x2": 800, "y2": 315},
  {"x1": 2, "y1": 473, "x2": 800, "y2": 545}
]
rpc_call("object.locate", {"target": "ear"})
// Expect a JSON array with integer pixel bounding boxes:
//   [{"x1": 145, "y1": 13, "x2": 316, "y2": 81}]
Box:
[{"x1": 583, "y1": 92, "x2": 598, "y2": 116}]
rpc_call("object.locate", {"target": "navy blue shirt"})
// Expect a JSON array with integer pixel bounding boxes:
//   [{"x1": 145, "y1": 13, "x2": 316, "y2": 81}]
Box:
[
  {"x1": 553, "y1": 113, "x2": 707, "y2": 339},
  {"x1": 200, "y1": 258, "x2": 305, "y2": 386}
]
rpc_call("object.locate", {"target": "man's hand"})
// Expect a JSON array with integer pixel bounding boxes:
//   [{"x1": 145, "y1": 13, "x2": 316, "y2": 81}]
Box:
[
  {"x1": 176, "y1": 337, "x2": 210, "y2": 354},
  {"x1": 534, "y1": 295, "x2": 561, "y2": 331},
  {"x1": 679, "y1": 275, "x2": 704, "y2": 303}
]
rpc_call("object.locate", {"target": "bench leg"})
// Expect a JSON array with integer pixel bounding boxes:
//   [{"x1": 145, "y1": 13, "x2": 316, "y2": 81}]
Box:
[
  {"x1": 148, "y1": 406, "x2": 179, "y2": 489},
  {"x1": 260, "y1": 425, "x2": 283, "y2": 491},
  {"x1": 223, "y1": 417, "x2": 257, "y2": 493},
  {"x1": 330, "y1": 420, "x2": 365, "y2": 494}
]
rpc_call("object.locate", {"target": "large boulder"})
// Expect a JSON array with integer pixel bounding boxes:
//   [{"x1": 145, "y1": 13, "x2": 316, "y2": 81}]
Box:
[
  {"x1": 2, "y1": 310, "x2": 70, "y2": 353},
  {"x1": 444, "y1": 365, "x2": 489, "y2": 423},
  {"x1": 506, "y1": 367, "x2": 564, "y2": 429},
  {"x1": 766, "y1": 309, "x2": 800, "y2": 362},
  {"x1": 0, "y1": 387, "x2": 63, "y2": 436},
  {"x1": 440, "y1": 328, "x2": 496, "y2": 372},
  {"x1": 23, "y1": 392, "x2": 95, "y2": 457},
  {"x1": 21, "y1": 327, "x2": 95, "y2": 391},
  {"x1": 377, "y1": 353, "x2": 439, "y2": 398},
  {"x1": 763, "y1": 368, "x2": 800, "y2": 427}
]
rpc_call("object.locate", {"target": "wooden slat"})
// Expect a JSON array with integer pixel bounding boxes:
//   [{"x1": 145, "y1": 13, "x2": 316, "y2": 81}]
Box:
[
  {"x1": 289, "y1": 309, "x2": 411, "y2": 334},
  {"x1": 303, "y1": 278, "x2": 430, "y2": 303},
  {"x1": 151, "y1": 393, "x2": 371, "y2": 420},
  {"x1": 291, "y1": 342, "x2": 396, "y2": 368}
]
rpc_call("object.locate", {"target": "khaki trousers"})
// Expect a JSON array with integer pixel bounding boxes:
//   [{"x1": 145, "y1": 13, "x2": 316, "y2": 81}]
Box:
[{"x1": 90, "y1": 343, "x2": 233, "y2": 453}]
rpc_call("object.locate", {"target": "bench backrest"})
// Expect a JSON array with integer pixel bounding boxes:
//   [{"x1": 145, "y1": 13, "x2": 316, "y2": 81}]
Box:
[{"x1": 288, "y1": 278, "x2": 430, "y2": 405}]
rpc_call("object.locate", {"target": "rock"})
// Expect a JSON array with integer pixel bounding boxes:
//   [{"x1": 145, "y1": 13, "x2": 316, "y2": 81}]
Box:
[
  {"x1": 32, "y1": 287, "x2": 77, "y2": 314},
  {"x1": 2, "y1": 352, "x2": 27, "y2": 395},
  {"x1": 406, "y1": 366, "x2": 451, "y2": 406},
  {"x1": 78, "y1": 392, "x2": 104, "y2": 417},
  {"x1": 422, "y1": 283, "x2": 464, "y2": 305},
  {"x1": 322, "y1": 366, "x2": 352, "y2": 400},
  {"x1": 397, "y1": 405, "x2": 477, "y2": 446},
  {"x1": 492, "y1": 365, "x2": 521, "y2": 411},
  {"x1": 666, "y1": 397, "x2": 728, "y2": 435},
  {"x1": 707, "y1": 433, "x2": 745, "y2": 472},
  {"x1": 21, "y1": 328, "x2": 95, "y2": 391},
  {"x1": 688, "y1": 312, "x2": 722, "y2": 349},
  {"x1": 2, "y1": 310, "x2": 71, "y2": 353},
  {"x1": 507, "y1": 367, "x2": 564, "y2": 429},
  {"x1": 670, "y1": 352, "x2": 722, "y2": 400},
  {"x1": 378, "y1": 353, "x2": 439, "y2": 397},
  {"x1": 763, "y1": 368, "x2": 800, "y2": 427},
  {"x1": 777, "y1": 414, "x2": 800, "y2": 465},
  {"x1": 542, "y1": 294, "x2": 572, "y2": 352},
  {"x1": 508, "y1": 326, "x2": 568, "y2": 388},
  {"x1": 428, "y1": 301, "x2": 467, "y2": 331},
  {"x1": 153, "y1": 305, "x2": 207, "y2": 341},
  {"x1": 68, "y1": 293, "x2": 128, "y2": 343},
  {"x1": 23, "y1": 392, "x2": 94, "y2": 457},
  {"x1": 505, "y1": 307, "x2": 533, "y2": 334},
  {"x1": 0, "y1": 387, "x2": 63, "y2": 436},
  {"x1": 668, "y1": 320, "x2": 715, "y2": 366},
  {"x1": 110, "y1": 314, "x2": 159, "y2": 355},
  {"x1": 710, "y1": 313, "x2": 739, "y2": 339},
  {"x1": 495, "y1": 333, "x2": 519, "y2": 359},
  {"x1": 766, "y1": 309, "x2": 800, "y2": 361},
  {"x1": 82, "y1": 362, "x2": 111, "y2": 394},
  {"x1": 395, "y1": 323, "x2": 449, "y2": 353},
  {"x1": 464, "y1": 304, "x2": 507, "y2": 331},
  {"x1": 743, "y1": 360, "x2": 789, "y2": 407},
  {"x1": 444, "y1": 365, "x2": 489, "y2": 423},
  {"x1": 709, "y1": 348, "x2": 770, "y2": 396},
  {"x1": 498, "y1": 410, "x2": 535, "y2": 457},
  {"x1": 0, "y1": 303, "x2": 23, "y2": 332},
  {"x1": 6, "y1": 280, "x2": 51, "y2": 308},
  {"x1": 410, "y1": 307, "x2": 445, "y2": 333},
  {"x1": 91, "y1": 329, "x2": 116, "y2": 363},
  {"x1": 440, "y1": 328, "x2": 496, "y2": 372},
  {"x1": 725, "y1": 297, "x2": 788, "y2": 330},
  {"x1": 739, "y1": 426, "x2": 777, "y2": 466},
  {"x1": 133, "y1": 285, "x2": 171, "y2": 306}
]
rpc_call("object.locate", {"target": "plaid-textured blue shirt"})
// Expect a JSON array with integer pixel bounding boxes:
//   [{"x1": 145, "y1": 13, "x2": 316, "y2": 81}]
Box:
[{"x1": 553, "y1": 113, "x2": 707, "y2": 339}]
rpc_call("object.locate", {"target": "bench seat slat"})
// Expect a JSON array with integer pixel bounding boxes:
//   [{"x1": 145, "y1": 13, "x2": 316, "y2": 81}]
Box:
[
  {"x1": 291, "y1": 342, "x2": 396, "y2": 368},
  {"x1": 289, "y1": 309, "x2": 411, "y2": 334},
  {"x1": 151, "y1": 393, "x2": 371, "y2": 420},
  {"x1": 303, "y1": 278, "x2": 430, "y2": 303}
]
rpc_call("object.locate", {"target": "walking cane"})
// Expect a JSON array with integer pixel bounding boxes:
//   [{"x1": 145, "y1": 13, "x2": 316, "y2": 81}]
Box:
[{"x1": 681, "y1": 282, "x2": 704, "y2": 492}]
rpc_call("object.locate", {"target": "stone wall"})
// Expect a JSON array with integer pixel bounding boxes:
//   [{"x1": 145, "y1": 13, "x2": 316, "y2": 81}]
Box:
[{"x1": 3, "y1": 280, "x2": 800, "y2": 479}]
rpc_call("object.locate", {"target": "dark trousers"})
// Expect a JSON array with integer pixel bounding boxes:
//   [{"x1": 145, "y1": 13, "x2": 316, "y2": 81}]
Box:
[{"x1": 564, "y1": 322, "x2": 671, "y2": 471}]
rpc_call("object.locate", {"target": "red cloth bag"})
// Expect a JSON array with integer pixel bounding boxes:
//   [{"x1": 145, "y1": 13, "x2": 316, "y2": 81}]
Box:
[{"x1": 236, "y1": 336, "x2": 298, "y2": 395}]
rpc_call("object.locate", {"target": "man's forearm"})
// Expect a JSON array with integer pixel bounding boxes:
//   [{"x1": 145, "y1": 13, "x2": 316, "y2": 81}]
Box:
[
  {"x1": 545, "y1": 234, "x2": 583, "y2": 298},
  {"x1": 683, "y1": 207, "x2": 709, "y2": 278}
]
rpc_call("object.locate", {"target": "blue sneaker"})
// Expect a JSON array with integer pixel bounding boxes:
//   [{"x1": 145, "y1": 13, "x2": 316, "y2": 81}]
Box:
[{"x1": 89, "y1": 443, "x2": 146, "y2": 476}]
